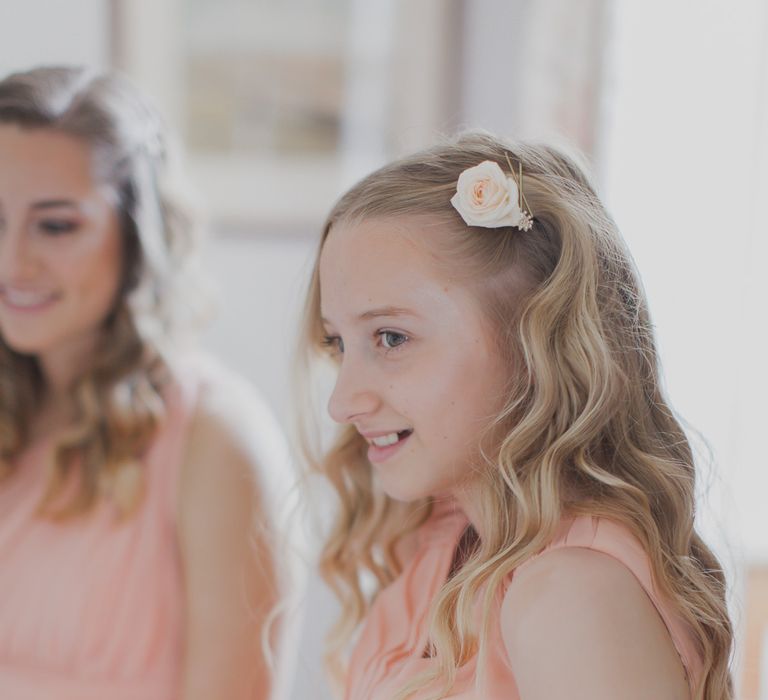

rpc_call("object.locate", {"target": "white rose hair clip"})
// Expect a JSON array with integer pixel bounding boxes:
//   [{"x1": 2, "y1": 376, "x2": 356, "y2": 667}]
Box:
[{"x1": 450, "y1": 155, "x2": 534, "y2": 231}]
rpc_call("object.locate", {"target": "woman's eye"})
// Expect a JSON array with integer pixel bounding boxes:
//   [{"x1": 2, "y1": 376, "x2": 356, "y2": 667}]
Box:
[
  {"x1": 379, "y1": 330, "x2": 408, "y2": 349},
  {"x1": 322, "y1": 335, "x2": 344, "y2": 354},
  {"x1": 37, "y1": 219, "x2": 79, "y2": 235}
]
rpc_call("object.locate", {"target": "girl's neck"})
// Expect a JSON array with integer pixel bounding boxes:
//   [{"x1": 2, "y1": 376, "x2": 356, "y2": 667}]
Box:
[{"x1": 449, "y1": 483, "x2": 486, "y2": 541}]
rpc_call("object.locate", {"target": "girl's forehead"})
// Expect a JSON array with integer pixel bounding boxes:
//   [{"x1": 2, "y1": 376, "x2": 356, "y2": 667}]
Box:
[
  {"x1": 318, "y1": 216, "x2": 476, "y2": 326},
  {"x1": 321, "y1": 217, "x2": 444, "y2": 281},
  {"x1": 320, "y1": 215, "x2": 453, "y2": 274}
]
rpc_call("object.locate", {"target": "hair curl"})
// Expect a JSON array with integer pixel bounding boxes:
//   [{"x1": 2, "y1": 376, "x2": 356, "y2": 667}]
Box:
[{"x1": 299, "y1": 132, "x2": 733, "y2": 699}]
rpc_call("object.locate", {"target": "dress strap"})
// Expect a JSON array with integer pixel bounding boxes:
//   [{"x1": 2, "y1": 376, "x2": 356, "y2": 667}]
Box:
[{"x1": 144, "y1": 369, "x2": 202, "y2": 533}]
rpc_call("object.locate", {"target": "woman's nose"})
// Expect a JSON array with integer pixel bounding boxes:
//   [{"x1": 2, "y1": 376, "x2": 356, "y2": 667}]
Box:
[{"x1": 0, "y1": 225, "x2": 35, "y2": 281}]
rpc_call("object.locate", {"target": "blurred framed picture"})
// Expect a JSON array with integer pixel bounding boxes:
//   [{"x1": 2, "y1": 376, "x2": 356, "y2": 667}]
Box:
[{"x1": 110, "y1": 0, "x2": 461, "y2": 232}]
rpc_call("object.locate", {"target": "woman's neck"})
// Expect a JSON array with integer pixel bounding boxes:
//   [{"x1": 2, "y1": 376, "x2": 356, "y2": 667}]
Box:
[
  {"x1": 29, "y1": 343, "x2": 96, "y2": 443},
  {"x1": 38, "y1": 332, "x2": 98, "y2": 398},
  {"x1": 28, "y1": 392, "x2": 77, "y2": 444}
]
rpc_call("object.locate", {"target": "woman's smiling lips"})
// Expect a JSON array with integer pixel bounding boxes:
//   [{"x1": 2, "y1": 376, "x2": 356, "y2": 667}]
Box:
[
  {"x1": 0, "y1": 285, "x2": 60, "y2": 312},
  {"x1": 360, "y1": 428, "x2": 414, "y2": 464}
]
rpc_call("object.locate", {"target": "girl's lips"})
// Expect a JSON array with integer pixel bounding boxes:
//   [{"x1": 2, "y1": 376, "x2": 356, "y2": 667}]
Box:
[{"x1": 367, "y1": 431, "x2": 412, "y2": 464}]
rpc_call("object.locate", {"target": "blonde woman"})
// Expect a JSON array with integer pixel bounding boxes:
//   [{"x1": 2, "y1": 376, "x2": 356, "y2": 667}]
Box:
[
  {"x1": 0, "y1": 66, "x2": 283, "y2": 699},
  {"x1": 300, "y1": 133, "x2": 733, "y2": 699}
]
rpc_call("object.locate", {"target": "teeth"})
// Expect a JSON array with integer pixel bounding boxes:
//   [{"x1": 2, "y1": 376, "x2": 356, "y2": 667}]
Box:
[
  {"x1": 3, "y1": 289, "x2": 54, "y2": 307},
  {"x1": 371, "y1": 432, "x2": 400, "y2": 447}
]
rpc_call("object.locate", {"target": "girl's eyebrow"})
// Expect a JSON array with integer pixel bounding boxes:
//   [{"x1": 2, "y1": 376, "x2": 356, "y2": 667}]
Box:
[
  {"x1": 321, "y1": 307, "x2": 422, "y2": 328},
  {"x1": 358, "y1": 306, "x2": 420, "y2": 321}
]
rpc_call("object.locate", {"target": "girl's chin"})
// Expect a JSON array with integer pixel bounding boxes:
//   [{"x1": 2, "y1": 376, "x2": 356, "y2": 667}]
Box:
[{"x1": 373, "y1": 475, "x2": 441, "y2": 505}]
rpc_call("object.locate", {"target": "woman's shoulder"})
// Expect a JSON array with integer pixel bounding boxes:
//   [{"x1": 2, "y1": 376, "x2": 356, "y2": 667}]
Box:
[
  {"x1": 170, "y1": 352, "x2": 276, "y2": 420},
  {"x1": 169, "y1": 352, "x2": 290, "y2": 474},
  {"x1": 162, "y1": 352, "x2": 293, "y2": 526},
  {"x1": 172, "y1": 353, "x2": 291, "y2": 575}
]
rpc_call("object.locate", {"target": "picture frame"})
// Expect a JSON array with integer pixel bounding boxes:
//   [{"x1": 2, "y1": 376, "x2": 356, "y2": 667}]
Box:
[{"x1": 109, "y1": 0, "x2": 462, "y2": 234}]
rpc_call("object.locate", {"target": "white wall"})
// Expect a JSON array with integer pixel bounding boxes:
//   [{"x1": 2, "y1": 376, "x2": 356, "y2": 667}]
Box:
[
  {"x1": 602, "y1": 0, "x2": 768, "y2": 564},
  {"x1": 0, "y1": 0, "x2": 109, "y2": 76},
  {"x1": 199, "y1": 230, "x2": 316, "y2": 432},
  {"x1": 601, "y1": 2, "x2": 768, "y2": 689}
]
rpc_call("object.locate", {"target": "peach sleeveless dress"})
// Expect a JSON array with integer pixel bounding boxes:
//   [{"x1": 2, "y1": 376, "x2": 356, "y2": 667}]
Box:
[
  {"x1": 0, "y1": 377, "x2": 197, "y2": 699},
  {"x1": 345, "y1": 501, "x2": 704, "y2": 700}
]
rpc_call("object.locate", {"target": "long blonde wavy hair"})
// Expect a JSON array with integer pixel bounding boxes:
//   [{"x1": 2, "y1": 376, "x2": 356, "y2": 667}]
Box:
[
  {"x1": 0, "y1": 66, "x2": 202, "y2": 518},
  {"x1": 299, "y1": 132, "x2": 733, "y2": 699}
]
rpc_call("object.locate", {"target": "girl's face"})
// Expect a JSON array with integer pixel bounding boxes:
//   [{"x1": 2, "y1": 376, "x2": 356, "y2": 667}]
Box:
[
  {"x1": 0, "y1": 125, "x2": 123, "y2": 360},
  {"x1": 319, "y1": 215, "x2": 508, "y2": 504}
]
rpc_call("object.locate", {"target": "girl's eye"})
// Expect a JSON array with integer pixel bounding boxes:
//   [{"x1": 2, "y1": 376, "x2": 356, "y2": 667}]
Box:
[
  {"x1": 322, "y1": 335, "x2": 344, "y2": 354},
  {"x1": 379, "y1": 330, "x2": 408, "y2": 350},
  {"x1": 36, "y1": 219, "x2": 79, "y2": 235}
]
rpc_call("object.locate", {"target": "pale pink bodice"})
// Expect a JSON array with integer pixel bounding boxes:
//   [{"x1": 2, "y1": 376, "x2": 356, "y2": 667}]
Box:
[
  {"x1": 0, "y1": 378, "x2": 197, "y2": 699},
  {"x1": 345, "y1": 502, "x2": 704, "y2": 700}
]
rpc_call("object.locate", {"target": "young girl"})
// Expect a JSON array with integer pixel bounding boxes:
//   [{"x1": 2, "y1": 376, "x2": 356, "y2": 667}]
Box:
[
  {"x1": 300, "y1": 133, "x2": 733, "y2": 699},
  {"x1": 0, "y1": 66, "x2": 285, "y2": 699}
]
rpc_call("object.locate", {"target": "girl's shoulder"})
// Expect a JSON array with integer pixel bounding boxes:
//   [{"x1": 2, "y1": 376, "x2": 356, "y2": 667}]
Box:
[{"x1": 501, "y1": 515, "x2": 701, "y2": 698}]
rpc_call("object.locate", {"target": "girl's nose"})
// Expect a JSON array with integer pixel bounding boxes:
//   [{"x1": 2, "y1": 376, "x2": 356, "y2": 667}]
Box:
[{"x1": 327, "y1": 355, "x2": 381, "y2": 425}]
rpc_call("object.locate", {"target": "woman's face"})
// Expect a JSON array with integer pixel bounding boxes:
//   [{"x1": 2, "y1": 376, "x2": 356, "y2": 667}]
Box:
[
  {"x1": 0, "y1": 125, "x2": 123, "y2": 360},
  {"x1": 319, "y1": 215, "x2": 508, "y2": 504}
]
